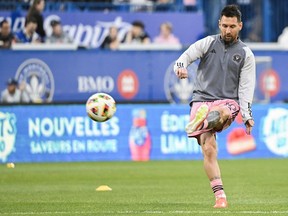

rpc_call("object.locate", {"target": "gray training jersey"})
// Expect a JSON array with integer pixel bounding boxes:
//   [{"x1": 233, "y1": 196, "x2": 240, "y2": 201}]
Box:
[{"x1": 174, "y1": 34, "x2": 256, "y2": 123}]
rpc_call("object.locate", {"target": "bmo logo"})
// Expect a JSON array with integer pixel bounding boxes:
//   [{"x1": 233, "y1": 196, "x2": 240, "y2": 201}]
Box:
[
  {"x1": 78, "y1": 76, "x2": 114, "y2": 93},
  {"x1": 117, "y1": 69, "x2": 139, "y2": 99}
]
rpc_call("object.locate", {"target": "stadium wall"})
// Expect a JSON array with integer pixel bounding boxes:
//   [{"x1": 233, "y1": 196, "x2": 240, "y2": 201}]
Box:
[
  {"x1": 0, "y1": 49, "x2": 287, "y2": 103},
  {"x1": 0, "y1": 103, "x2": 288, "y2": 163},
  {"x1": 0, "y1": 11, "x2": 204, "y2": 47}
]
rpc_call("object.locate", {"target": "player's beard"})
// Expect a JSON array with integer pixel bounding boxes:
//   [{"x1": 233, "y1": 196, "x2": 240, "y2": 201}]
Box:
[{"x1": 223, "y1": 34, "x2": 236, "y2": 44}]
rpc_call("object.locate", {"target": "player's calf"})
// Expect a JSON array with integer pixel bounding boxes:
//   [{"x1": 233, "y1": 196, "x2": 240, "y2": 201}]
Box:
[
  {"x1": 206, "y1": 110, "x2": 221, "y2": 129},
  {"x1": 205, "y1": 106, "x2": 230, "y2": 131}
]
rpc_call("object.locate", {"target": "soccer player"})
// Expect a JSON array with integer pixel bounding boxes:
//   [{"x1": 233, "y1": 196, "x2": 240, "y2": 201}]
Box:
[{"x1": 174, "y1": 5, "x2": 255, "y2": 208}]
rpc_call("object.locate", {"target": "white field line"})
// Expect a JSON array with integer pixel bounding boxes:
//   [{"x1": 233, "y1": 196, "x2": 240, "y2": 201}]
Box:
[{"x1": 1, "y1": 210, "x2": 288, "y2": 215}]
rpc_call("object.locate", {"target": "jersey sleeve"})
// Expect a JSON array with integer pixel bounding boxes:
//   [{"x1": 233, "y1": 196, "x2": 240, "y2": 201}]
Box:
[
  {"x1": 239, "y1": 47, "x2": 256, "y2": 123},
  {"x1": 173, "y1": 36, "x2": 214, "y2": 73}
]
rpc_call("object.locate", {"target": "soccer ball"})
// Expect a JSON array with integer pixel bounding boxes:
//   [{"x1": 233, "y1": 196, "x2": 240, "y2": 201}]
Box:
[{"x1": 86, "y1": 93, "x2": 116, "y2": 122}]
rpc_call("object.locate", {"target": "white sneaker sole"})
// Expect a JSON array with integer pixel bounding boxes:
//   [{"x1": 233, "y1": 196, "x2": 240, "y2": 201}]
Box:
[{"x1": 185, "y1": 104, "x2": 209, "y2": 134}]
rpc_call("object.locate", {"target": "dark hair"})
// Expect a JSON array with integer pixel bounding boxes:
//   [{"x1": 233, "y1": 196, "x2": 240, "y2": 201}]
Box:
[
  {"x1": 221, "y1": 5, "x2": 242, "y2": 22},
  {"x1": 28, "y1": 0, "x2": 43, "y2": 12},
  {"x1": 6, "y1": 78, "x2": 18, "y2": 86},
  {"x1": 50, "y1": 20, "x2": 61, "y2": 27},
  {"x1": 132, "y1": 21, "x2": 145, "y2": 29},
  {"x1": 0, "y1": 19, "x2": 9, "y2": 28},
  {"x1": 27, "y1": 0, "x2": 44, "y2": 19},
  {"x1": 25, "y1": 16, "x2": 37, "y2": 26}
]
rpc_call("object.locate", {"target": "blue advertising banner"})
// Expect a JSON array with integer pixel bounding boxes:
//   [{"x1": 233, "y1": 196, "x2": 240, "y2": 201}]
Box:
[
  {"x1": 0, "y1": 103, "x2": 287, "y2": 163},
  {"x1": 0, "y1": 11, "x2": 205, "y2": 47},
  {"x1": 0, "y1": 50, "x2": 181, "y2": 103},
  {"x1": 253, "y1": 51, "x2": 288, "y2": 102},
  {"x1": 0, "y1": 50, "x2": 287, "y2": 103}
]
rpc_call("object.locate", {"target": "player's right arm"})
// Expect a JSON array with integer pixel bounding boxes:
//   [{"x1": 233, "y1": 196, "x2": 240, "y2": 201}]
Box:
[{"x1": 173, "y1": 36, "x2": 215, "y2": 79}]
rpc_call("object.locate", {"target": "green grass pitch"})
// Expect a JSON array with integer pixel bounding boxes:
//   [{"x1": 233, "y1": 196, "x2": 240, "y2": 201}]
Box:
[{"x1": 1, "y1": 159, "x2": 288, "y2": 216}]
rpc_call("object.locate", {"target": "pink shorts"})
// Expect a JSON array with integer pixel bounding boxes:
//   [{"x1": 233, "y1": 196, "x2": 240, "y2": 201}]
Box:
[{"x1": 188, "y1": 99, "x2": 240, "y2": 137}]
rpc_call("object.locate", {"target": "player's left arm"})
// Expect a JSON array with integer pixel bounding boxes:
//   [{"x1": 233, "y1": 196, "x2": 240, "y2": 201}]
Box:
[
  {"x1": 239, "y1": 47, "x2": 256, "y2": 135},
  {"x1": 173, "y1": 36, "x2": 215, "y2": 79}
]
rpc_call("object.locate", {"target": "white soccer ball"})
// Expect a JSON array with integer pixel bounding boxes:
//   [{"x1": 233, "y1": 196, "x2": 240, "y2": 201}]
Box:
[{"x1": 86, "y1": 93, "x2": 116, "y2": 122}]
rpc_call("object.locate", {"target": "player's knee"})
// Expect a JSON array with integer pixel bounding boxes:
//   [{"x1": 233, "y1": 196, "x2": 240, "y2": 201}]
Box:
[{"x1": 221, "y1": 107, "x2": 230, "y2": 119}]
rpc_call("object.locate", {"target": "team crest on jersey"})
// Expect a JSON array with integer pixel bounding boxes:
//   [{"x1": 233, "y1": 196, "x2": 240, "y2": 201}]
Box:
[
  {"x1": 164, "y1": 61, "x2": 198, "y2": 103},
  {"x1": 0, "y1": 112, "x2": 17, "y2": 162},
  {"x1": 233, "y1": 54, "x2": 242, "y2": 63},
  {"x1": 15, "y1": 59, "x2": 55, "y2": 103}
]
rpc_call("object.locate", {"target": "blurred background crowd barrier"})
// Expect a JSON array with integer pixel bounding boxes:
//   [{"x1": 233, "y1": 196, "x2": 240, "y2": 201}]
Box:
[
  {"x1": 0, "y1": 0, "x2": 287, "y2": 42},
  {"x1": 0, "y1": 49, "x2": 287, "y2": 104},
  {"x1": 0, "y1": 0, "x2": 287, "y2": 104},
  {"x1": 0, "y1": 0, "x2": 288, "y2": 163}
]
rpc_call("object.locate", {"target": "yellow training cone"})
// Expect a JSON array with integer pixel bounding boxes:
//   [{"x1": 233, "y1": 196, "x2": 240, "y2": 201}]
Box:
[
  {"x1": 6, "y1": 163, "x2": 15, "y2": 168},
  {"x1": 96, "y1": 185, "x2": 112, "y2": 191}
]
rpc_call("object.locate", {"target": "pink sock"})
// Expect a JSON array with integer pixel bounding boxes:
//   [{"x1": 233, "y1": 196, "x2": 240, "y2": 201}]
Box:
[{"x1": 210, "y1": 178, "x2": 226, "y2": 199}]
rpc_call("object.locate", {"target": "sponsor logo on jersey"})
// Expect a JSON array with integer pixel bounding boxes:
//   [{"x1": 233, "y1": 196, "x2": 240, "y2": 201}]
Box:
[
  {"x1": 15, "y1": 59, "x2": 55, "y2": 103},
  {"x1": 0, "y1": 112, "x2": 17, "y2": 162},
  {"x1": 164, "y1": 61, "x2": 198, "y2": 104}
]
